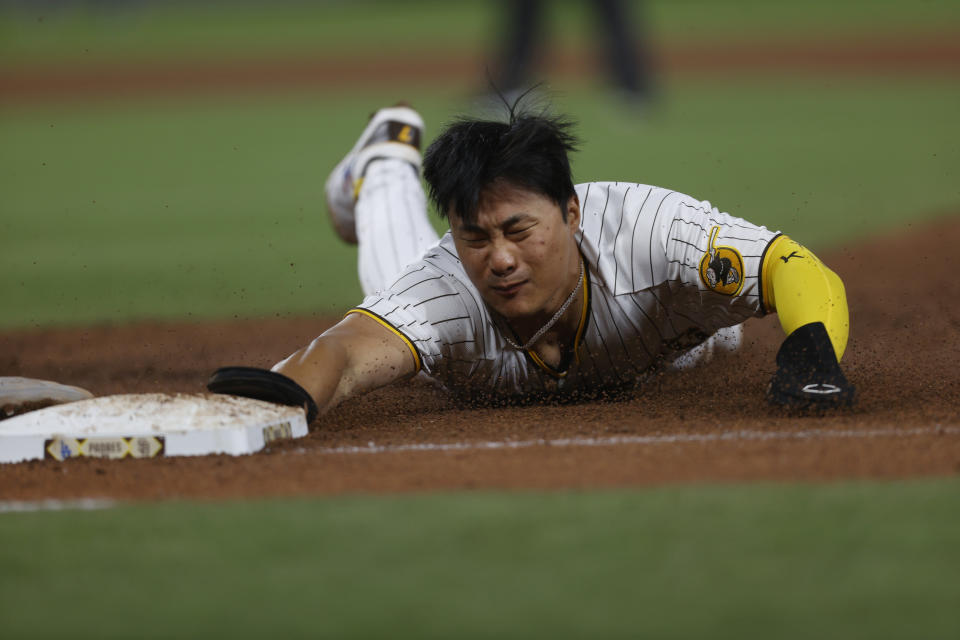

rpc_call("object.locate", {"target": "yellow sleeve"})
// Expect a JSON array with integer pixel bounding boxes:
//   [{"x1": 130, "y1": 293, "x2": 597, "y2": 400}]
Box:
[{"x1": 761, "y1": 235, "x2": 849, "y2": 360}]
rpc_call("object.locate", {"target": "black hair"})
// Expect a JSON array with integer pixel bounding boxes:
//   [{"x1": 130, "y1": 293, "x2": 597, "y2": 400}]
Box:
[{"x1": 422, "y1": 99, "x2": 579, "y2": 224}]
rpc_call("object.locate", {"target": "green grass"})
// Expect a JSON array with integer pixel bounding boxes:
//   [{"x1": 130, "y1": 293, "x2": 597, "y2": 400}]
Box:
[
  {"x1": 3, "y1": 78, "x2": 958, "y2": 328},
  {"x1": 2, "y1": 478, "x2": 959, "y2": 638},
  {"x1": 0, "y1": 90, "x2": 460, "y2": 328},
  {"x1": 1, "y1": 0, "x2": 957, "y2": 65},
  {"x1": 1, "y1": 0, "x2": 958, "y2": 329}
]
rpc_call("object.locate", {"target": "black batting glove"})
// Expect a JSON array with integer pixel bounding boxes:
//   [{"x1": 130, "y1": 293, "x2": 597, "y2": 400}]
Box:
[
  {"x1": 767, "y1": 321, "x2": 856, "y2": 412},
  {"x1": 207, "y1": 366, "x2": 319, "y2": 424}
]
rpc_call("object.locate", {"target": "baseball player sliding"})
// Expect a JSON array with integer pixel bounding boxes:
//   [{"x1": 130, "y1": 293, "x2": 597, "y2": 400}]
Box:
[{"x1": 209, "y1": 101, "x2": 854, "y2": 419}]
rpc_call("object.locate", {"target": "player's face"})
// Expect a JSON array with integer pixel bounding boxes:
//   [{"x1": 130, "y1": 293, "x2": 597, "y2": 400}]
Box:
[{"x1": 450, "y1": 184, "x2": 582, "y2": 324}]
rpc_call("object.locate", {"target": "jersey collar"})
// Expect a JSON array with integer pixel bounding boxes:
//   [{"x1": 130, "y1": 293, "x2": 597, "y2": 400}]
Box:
[{"x1": 523, "y1": 261, "x2": 592, "y2": 379}]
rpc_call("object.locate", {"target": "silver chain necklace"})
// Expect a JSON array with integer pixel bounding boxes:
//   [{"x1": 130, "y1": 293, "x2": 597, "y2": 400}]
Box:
[{"x1": 503, "y1": 259, "x2": 584, "y2": 351}]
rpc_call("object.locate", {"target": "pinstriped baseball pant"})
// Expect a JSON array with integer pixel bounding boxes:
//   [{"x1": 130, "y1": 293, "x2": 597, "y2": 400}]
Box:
[{"x1": 354, "y1": 159, "x2": 440, "y2": 296}]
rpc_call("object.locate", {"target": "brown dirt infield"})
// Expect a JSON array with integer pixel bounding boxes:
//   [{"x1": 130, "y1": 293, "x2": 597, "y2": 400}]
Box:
[
  {"x1": 2, "y1": 34, "x2": 958, "y2": 103},
  {"x1": 2, "y1": 215, "x2": 959, "y2": 500}
]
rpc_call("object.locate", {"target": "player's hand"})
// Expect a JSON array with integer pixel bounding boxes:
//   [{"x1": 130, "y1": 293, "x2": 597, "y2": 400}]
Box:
[
  {"x1": 207, "y1": 367, "x2": 319, "y2": 423},
  {"x1": 767, "y1": 322, "x2": 856, "y2": 412}
]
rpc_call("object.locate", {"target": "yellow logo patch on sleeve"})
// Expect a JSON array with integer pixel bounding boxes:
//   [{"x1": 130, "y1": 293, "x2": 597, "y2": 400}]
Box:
[{"x1": 699, "y1": 226, "x2": 744, "y2": 296}]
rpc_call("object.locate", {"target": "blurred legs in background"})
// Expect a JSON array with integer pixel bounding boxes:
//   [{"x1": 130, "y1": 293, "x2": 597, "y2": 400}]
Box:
[{"x1": 494, "y1": 0, "x2": 655, "y2": 103}]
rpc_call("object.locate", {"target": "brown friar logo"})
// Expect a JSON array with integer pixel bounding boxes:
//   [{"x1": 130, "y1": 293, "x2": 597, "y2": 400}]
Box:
[{"x1": 699, "y1": 226, "x2": 744, "y2": 296}]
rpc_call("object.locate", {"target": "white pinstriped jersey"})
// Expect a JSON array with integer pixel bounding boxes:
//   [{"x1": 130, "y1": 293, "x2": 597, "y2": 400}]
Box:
[{"x1": 355, "y1": 182, "x2": 779, "y2": 401}]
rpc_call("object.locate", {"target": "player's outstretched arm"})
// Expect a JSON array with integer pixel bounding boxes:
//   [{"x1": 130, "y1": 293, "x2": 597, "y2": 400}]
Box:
[
  {"x1": 272, "y1": 312, "x2": 418, "y2": 415},
  {"x1": 207, "y1": 313, "x2": 418, "y2": 422},
  {"x1": 762, "y1": 236, "x2": 855, "y2": 410}
]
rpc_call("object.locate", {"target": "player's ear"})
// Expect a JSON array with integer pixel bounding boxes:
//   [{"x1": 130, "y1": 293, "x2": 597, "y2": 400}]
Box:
[{"x1": 565, "y1": 194, "x2": 581, "y2": 230}]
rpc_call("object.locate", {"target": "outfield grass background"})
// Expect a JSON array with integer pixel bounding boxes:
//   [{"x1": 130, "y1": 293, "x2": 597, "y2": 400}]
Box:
[
  {"x1": 4, "y1": 79, "x2": 958, "y2": 328},
  {"x1": 3, "y1": 479, "x2": 960, "y2": 638},
  {"x1": 1, "y1": 2, "x2": 959, "y2": 637},
  {"x1": 2, "y1": 0, "x2": 958, "y2": 328}
]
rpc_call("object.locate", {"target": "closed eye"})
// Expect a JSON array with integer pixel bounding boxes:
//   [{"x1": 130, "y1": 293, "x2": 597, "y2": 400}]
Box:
[
  {"x1": 459, "y1": 234, "x2": 488, "y2": 248},
  {"x1": 507, "y1": 224, "x2": 535, "y2": 238}
]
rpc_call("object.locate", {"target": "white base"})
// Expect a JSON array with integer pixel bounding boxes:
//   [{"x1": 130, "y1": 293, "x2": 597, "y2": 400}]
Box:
[{"x1": 0, "y1": 393, "x2": 308, "y2": 463}]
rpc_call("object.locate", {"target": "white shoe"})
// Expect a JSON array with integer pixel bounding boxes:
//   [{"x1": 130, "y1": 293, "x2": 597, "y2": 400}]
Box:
[
  {"x1": 669, "y1": 324, "x2": 743, "y2": 371},
  {"x1": 324, "y1": 105, "x2": 424, "y2": 244}
]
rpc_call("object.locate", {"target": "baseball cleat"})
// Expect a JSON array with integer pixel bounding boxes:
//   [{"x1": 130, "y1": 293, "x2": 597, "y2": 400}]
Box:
[{"x1": 324, "y1": 104, "x2": 424, "y2": 244}]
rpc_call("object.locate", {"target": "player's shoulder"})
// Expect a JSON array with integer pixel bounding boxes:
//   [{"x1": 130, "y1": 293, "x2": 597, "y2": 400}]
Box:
[
  {"x1": 575, "y1": 180, "x2": 656, "y2": 199},
  {"x1": 575, "y1": 181, "x2": 675, "y2": 242},
  {"x1": 575, "y1": 181, "x2": 683, "y2": 220},
  {"x1": 356, "y1": 233, "x2": 495, "y2": 376},
  {"x1": 360, "y1": 232, "x2": 481, "y2": 315}
]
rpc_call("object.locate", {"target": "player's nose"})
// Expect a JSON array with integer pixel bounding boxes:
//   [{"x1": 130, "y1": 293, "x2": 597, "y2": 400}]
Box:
[{"x1": 488, "y1": 240, "x2": 517, "y2": 276}]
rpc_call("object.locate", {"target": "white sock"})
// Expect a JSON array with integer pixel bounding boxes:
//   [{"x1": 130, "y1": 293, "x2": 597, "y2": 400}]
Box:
[{"x1": 355, "y1": 158, "x2": 440, "y2": 295}]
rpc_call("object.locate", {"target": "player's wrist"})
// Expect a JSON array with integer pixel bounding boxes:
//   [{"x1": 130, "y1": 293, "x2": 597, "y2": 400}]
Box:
[{"x1": 207, "y1": 367, "x2": 319, "y2": 423}]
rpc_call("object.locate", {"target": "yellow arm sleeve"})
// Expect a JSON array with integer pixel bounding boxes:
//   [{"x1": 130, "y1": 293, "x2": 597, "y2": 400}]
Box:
[{"x1": 761, "y1": 235, "x2": 849, "y2": 360}]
